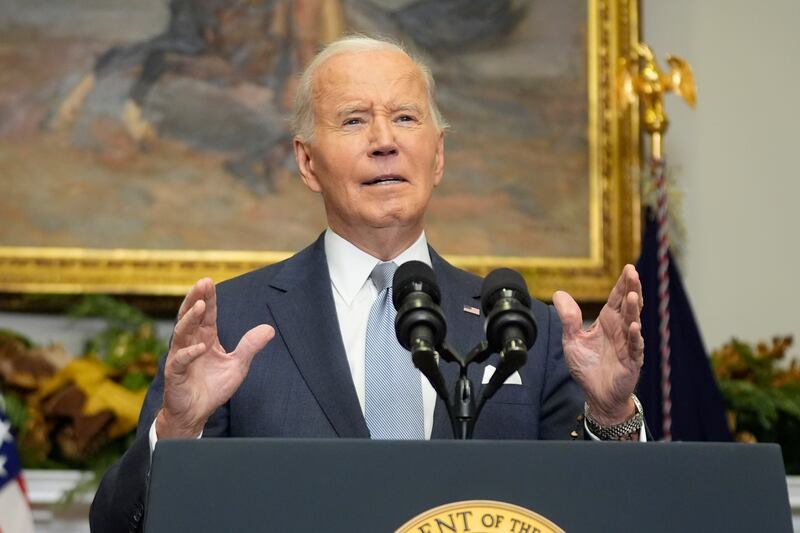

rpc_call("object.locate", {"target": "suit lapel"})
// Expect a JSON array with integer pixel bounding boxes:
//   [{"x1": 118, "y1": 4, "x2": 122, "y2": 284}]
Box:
[{"x1": 266, "y1": 235, "x2": 369, "y2": 438}]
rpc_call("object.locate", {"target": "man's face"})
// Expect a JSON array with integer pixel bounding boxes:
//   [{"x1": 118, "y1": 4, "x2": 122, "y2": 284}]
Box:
[{"x1": 294, "y1": 50, "x2": 444, "y2": 239}]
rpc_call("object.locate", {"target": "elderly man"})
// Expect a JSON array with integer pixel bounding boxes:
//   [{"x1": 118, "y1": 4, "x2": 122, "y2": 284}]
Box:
[{"x1": 90, "y1": 35, "x2": 644, "y2": 532}]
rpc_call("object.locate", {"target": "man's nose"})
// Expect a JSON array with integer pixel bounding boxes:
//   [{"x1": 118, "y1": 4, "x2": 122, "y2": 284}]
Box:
[{"x1": 369, "y1": 118, "x2": 398, "y2": 157}]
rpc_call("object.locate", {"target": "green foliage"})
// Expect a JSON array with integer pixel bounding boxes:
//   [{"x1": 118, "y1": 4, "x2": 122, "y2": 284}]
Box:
[
  {"x1": 711, "y1": 336, "x2": 800, "y2": 474},
  {"x1": 1, "y1": 391, "x2": 27, "y2": 434},
  {"x1": 68, "y1": 294, "x2": 152, "y2": 326},
  {"x1": 717, "y1": 380, "x2": 800, "y2": 430},
  {"x1": 120, "y1": 371, "x2": 151, "y2": 391},
  {"x1": 0, "y1": 329, "x2": 34, "y2": 348},
  {"x1": 69, "y1": 295, "x2": 167, "y2": 373}
]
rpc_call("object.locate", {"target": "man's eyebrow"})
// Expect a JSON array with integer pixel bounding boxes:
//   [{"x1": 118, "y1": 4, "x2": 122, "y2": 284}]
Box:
[
  {"x1": 335, "y1": 103, "x2": 425, "y2": 117},
  {"x1": 393, "y1": 103, "x2": 423, "y2": 114},
  {"x1": 336, "y1": 104, "x2": 370, "y2": 117}
]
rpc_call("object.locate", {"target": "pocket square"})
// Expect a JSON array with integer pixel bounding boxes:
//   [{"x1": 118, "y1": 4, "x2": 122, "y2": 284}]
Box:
[{"x1": 481, "y1": 365, "x2": 522, "y2": 385}]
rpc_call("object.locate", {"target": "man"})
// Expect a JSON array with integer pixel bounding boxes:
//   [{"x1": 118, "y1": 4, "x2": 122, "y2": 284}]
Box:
[{"x1": 90, "y1": 35, "x2": 644, "y2": 532}]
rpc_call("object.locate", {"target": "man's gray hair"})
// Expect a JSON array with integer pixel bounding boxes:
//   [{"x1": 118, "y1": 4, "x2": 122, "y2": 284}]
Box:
[{"x1": 290, "y1": 35, "x2": 449, "y2": 141}]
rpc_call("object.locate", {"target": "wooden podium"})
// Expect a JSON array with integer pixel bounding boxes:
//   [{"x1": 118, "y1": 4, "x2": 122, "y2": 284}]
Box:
[{"x1": 144, "y1": 439, "x2": 793, "y2": 532}]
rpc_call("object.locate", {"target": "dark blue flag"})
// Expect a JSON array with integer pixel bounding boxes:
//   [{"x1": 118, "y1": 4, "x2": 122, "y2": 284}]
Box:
[{"x1": 636, "y1": 209, "x2": 732, "y2": 441}]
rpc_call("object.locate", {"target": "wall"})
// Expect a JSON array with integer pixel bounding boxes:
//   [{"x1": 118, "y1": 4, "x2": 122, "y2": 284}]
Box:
[{"x1": 643, "y1": 0, "x2": 800, "y2": 356}]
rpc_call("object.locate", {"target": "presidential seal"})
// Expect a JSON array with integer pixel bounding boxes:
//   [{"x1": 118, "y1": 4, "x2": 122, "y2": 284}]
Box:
[{"x1": 395, "y1": 500, "x2": 566, "y2": 533}]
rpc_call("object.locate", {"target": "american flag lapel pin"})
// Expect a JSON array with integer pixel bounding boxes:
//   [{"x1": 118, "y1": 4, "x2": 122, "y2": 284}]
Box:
[{"x1": 463, "y1": 305, "x2": 480, "y2": 316}]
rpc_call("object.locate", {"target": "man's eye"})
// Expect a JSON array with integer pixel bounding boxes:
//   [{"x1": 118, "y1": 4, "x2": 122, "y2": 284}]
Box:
[
  {"x1": 396, "y1": 115, "x2": 416, "y2": 122},
  {"x1": 343, "y1": 118, "x2": 362, "y2": 126}
]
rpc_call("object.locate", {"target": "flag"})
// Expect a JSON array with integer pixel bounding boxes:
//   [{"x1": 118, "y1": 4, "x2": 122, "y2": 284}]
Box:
[
  {"x1": 0, "y1": 402, "x2": 35, "y2": 533},
  {"x1": 636, "y1": 209, "x2": 732, "y2": 441}
]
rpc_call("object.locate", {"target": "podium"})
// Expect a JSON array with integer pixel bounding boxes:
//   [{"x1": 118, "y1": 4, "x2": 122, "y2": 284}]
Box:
[{"x1": 145, "y1": 439, "x2": 793, "y2": 532}]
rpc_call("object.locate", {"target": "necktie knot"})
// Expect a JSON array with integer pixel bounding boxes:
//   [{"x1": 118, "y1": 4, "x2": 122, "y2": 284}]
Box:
[{"x1": 370, "y1": 261, "x2": 397, "y2": 293}]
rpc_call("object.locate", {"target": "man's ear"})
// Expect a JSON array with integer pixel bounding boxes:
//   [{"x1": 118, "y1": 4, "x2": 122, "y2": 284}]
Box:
[
  {"x1": 294, "y1": 136, "x2": 322, "y2": 192},
  {"x1": 433, "y1": 131, "x2": 445, "y2": 187}
]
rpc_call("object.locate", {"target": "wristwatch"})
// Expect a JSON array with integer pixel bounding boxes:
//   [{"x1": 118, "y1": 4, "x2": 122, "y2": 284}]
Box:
[{"x1": 584, "y1": 394, "x2": 644, "y2": 441}]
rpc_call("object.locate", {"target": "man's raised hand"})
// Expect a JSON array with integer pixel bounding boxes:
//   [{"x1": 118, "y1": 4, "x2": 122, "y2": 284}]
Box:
[
  {"x1": 553, "y1": 264, "x2": 644, "y2": 426},
  {"x1": 156, "y1": 278, "x2": 275, "y2": 438}
]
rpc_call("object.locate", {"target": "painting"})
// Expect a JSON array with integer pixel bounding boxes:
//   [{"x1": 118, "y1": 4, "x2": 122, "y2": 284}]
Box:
[{"x1": 0, "y1": 0, "x2": 640, "y2": 300}]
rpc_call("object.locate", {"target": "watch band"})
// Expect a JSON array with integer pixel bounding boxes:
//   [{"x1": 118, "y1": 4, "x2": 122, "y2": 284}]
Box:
[{"x1": 584, "y1": 394, "x2": 644, "y2": 441}]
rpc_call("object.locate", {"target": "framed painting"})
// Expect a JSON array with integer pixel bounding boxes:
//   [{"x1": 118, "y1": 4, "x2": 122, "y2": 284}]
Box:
[{"x1": 0, "y1": 0, "x2": 640, "y2": 301}]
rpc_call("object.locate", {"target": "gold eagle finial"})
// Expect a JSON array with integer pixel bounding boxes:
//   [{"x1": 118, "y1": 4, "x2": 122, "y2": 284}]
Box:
[{"x1": 618, "y1": 43, "x2": 696, "y2": 159}]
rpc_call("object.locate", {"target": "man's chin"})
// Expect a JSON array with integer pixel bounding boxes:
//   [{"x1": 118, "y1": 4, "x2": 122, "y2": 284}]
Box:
[{"x1": 357, "y1": 211, "x2": 424, "y2": 234}]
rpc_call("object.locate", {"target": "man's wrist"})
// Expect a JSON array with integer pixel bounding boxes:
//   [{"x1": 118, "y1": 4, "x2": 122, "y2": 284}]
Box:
[
  {"x1": 155, "y1": 408, "x2": 206, "y2": 439},
  {"x1": 585, "y1": 396, "x2": 637, "y2": 426},
  {"x1": 584, "y1": 394, "x2": 644, "y2": 441}
]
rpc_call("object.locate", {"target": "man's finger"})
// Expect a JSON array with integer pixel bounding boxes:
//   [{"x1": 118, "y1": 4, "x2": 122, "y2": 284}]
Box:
[
  {"x1": 627, "y1": 321, "x2": 644, "y2": 365},
  {"x1": 177, "y1": 278, "x2": 213, "y2": 321},
  {"x1": 171, "y1": 342, "x2": 207, "y2": 375},
  {"x1": 233, "y1": 324, "x2": 276, "y2": 368},
  {"x1": 201, "y1": 280, "x2": 218, "y2": 329},
  {"x1": 605, "y1": 266, "x2": 630, "y2": 311},
  {"x1": 172, "y1": 299, "x2": 206, "y2": 349},
  {"x1": 624, "y1": 265, "x2": 644, "y2": 312},
  {"x1": 622, "y1": 290, "x2": 641, "y2": 328},
  {"x1": 553, "y1": 290, "x2": 583, "y2": 339}
]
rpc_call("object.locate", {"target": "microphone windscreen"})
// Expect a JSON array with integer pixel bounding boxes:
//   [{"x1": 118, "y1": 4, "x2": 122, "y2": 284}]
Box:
[
  {"x1": 480, "y1": 268, "x2": 531, "y2": 314},
  {"x1": 392, "y1": 260, "x2": 440, "y2": 309}
]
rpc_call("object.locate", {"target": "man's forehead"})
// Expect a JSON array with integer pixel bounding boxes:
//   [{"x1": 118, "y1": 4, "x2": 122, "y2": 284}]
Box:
[{"x1": 311, "y1": 50, "x2": 426, "y2": 101}]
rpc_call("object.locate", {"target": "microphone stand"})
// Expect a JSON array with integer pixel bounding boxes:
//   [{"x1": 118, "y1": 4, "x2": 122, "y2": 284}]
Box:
[{"x1": 411, "y1": 340, "x2": 524, "y2": 440}]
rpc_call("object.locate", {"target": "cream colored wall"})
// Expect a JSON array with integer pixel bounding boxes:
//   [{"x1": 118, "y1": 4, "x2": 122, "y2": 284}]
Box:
[{"x1": 643, "y1": 0, "x2": 800, "y2": 356}]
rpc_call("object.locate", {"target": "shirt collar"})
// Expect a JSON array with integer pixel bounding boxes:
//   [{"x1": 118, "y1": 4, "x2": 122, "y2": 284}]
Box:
[{"x1": 324, "y1": 228, "x2": 432, "y2": 306}]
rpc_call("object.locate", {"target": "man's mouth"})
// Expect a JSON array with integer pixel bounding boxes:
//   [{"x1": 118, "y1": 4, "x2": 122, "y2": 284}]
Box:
[{"x1": 362, "y1": 174, "x2": 407, "y2": 186}]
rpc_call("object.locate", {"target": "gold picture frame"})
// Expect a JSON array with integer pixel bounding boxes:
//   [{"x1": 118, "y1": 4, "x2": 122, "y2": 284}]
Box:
[{"x1": 0, "y1": 0, "x2": 640, "y2": 302}]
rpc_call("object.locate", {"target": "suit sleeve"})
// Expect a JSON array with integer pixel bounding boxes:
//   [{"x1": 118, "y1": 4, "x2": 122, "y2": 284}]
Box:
[{"x1": 89, "y1": 354, "x2": 166, "y2": 533}]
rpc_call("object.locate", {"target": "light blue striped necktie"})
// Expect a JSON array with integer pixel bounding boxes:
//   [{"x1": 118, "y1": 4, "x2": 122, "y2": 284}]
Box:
[{"x1": 364, "y1": 261, "x2": 424, "y2": 440}]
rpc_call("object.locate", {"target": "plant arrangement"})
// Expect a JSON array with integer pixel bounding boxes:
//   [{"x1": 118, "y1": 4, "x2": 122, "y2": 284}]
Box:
[
  {"x1": 0, "y1": 296, "x2": 165, "y2": 479},
  {"x1": 711, "y1": 336, "x2": 800, "y2": 473}
]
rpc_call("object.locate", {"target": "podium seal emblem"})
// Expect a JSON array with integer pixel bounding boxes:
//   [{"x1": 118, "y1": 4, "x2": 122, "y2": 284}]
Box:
[{"x1": 395, "y1": 499, "x2": 566, "y2": 533}]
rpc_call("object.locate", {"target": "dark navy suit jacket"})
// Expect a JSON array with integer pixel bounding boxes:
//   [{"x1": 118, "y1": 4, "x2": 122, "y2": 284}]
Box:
[{"x1": 89, "y1": 234, "x2": 584, "y2": 532}]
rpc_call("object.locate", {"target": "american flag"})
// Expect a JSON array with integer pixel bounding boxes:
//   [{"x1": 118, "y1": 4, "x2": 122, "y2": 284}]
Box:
[{"x1": 0, "y1": 403, "x2": 35, "y2": 533}]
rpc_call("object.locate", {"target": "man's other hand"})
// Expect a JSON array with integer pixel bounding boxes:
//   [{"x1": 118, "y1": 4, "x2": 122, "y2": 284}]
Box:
[
  {"x1": 156, "y1": 278, "x2": 275, "y2": 439},
  {"x1": 553, "y1": 264, "x2": 644, "y2": 426}
]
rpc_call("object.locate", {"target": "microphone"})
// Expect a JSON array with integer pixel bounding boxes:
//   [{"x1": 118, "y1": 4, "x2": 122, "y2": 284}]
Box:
[
  {"x1": 392, "y1": 261, "x2": 449, "y2": 401},
  {"x1": 392, "y1": 261, "x2": 446, "y2": 352},
  {"x1": 479, "y1": 268, "x2": 538, "y2": 401}
]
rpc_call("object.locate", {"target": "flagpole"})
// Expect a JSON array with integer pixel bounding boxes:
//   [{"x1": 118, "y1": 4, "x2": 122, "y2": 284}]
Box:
[
  {"x1": 652, "y1": 153, "x2": 672, "y2": 440},
  {"x1": 618, "y1": 44, "x2": 696, "y2": 441}
]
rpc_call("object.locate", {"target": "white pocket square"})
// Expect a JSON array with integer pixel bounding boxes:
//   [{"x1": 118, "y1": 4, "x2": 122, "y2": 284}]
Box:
[{"x1": 481, "y1": 365, "x2": 522, "y2": 385}]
